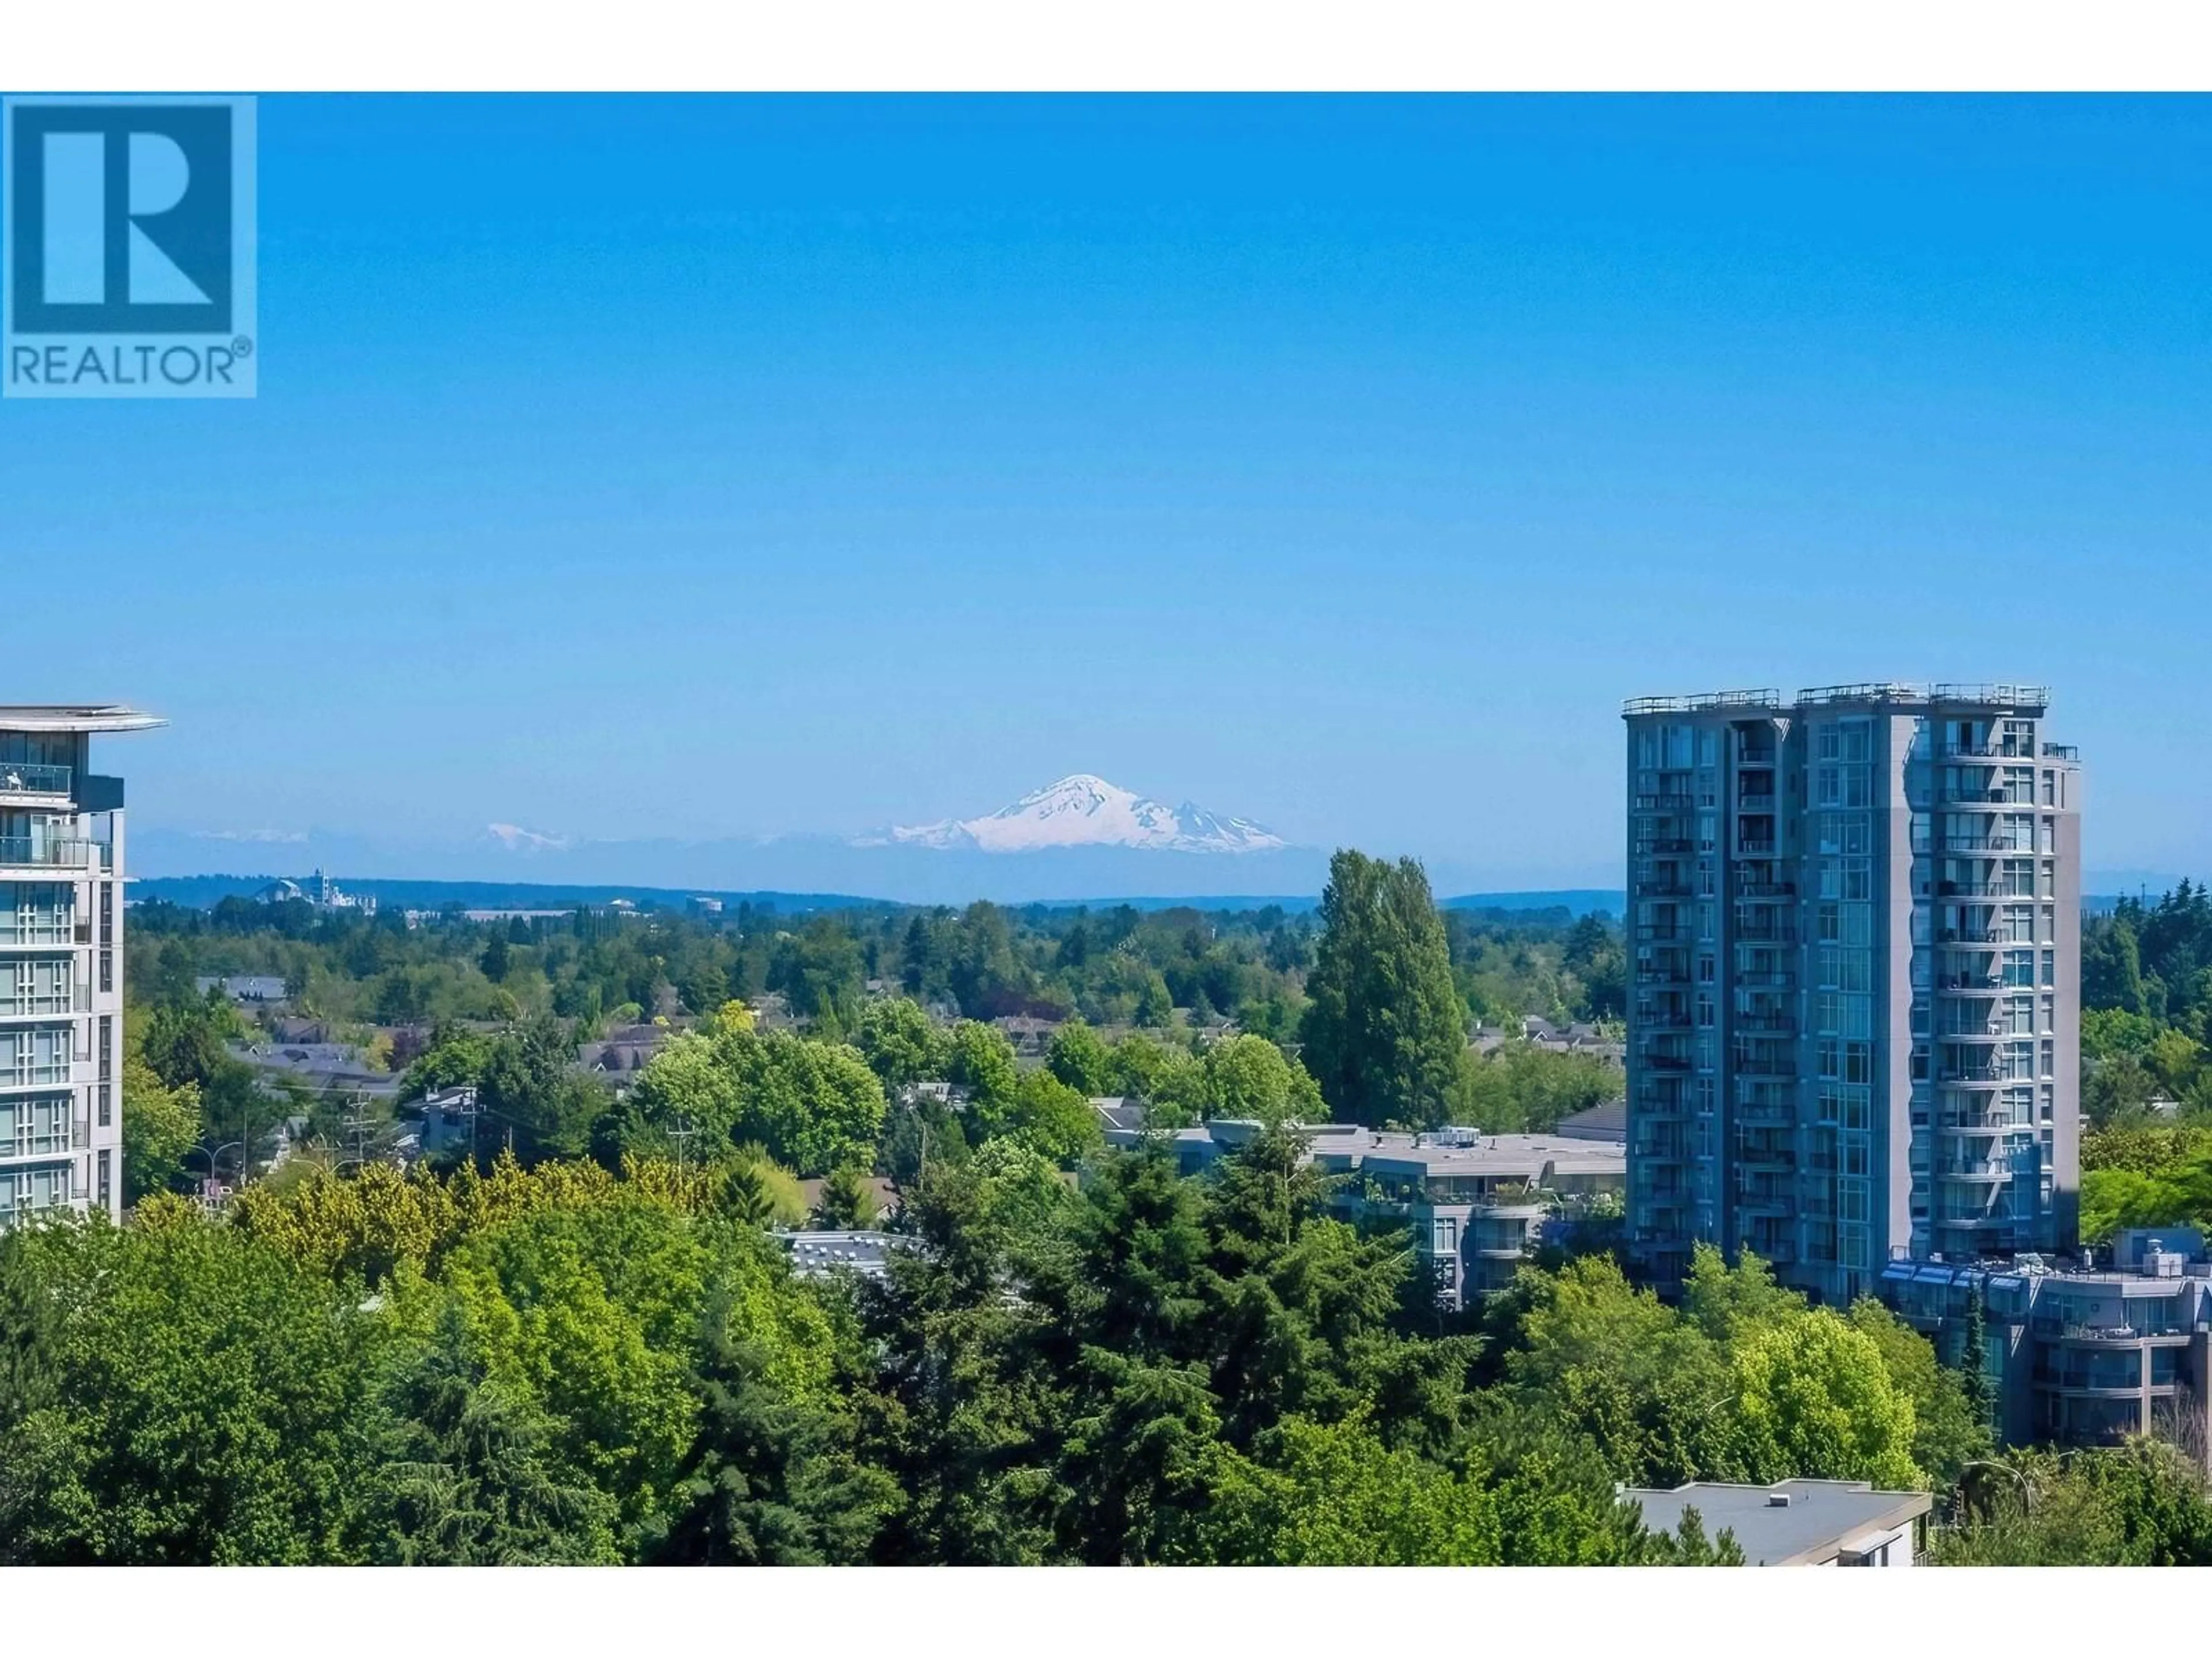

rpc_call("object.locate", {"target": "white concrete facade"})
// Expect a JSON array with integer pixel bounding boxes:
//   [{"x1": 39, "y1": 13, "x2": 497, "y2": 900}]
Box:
[{"x1": 0, "y1": 706, "x2": 161, "y2": 1229}]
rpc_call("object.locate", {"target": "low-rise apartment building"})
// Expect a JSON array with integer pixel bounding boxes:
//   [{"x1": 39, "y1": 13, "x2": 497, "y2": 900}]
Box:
[
  {"x1": 1624, "y1": 1479, "x2": 1931, "y2": 1566},
  {"x1": 1102, "y1": 1117, "x2": 1626, "y2": 1308},
  {"x1": 1883, "y1": 1229, "x2": 2212, "y2": 1462}
]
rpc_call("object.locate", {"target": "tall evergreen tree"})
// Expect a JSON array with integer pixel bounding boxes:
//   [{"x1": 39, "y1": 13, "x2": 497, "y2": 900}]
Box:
[
  {"x1": 1960, "y1": 1287, "x2": 1995, "y2": 1431},
  {"x1": 1298, "y1": 851, "x2": 1468, "y2": 1126}
]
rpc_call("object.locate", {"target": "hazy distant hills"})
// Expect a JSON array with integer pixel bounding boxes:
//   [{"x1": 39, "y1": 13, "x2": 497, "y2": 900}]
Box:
[
  {"x1": 133, "y1": 773, "x2": 1334, "y2": 906},
  {"x1": 128, "y1": 764, "x2": 2189, "y2": 911}
]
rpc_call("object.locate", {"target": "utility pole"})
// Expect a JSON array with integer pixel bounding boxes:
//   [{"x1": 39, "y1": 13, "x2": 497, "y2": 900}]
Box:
[{"x1": 339, "y1": 1091, "x2": 370, "y2": 1173}]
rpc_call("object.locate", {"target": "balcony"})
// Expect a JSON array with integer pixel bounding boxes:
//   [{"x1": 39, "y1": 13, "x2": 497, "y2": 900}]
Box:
[
  {"x1": 1640, "y1": 1054, "x2": 1693, "y2": 1073},
  {"x1": 0, "y1": 763, "x2": 72, "y2": 800},
  {"x1": 0, "y1": 987, "x2": 88, "y2": 1020},
  {"x1": 1734, "y1": 1012, "x2": 1794, "y2": 1035},
  {"x1": 1733, "y1": 969, "x2": 1792, "y2": 988},
  {"x1": 0, "y1": 1062, "x2": 73, "y2": 1090},
  {"x1": 1635, "y1": 838, "x2": 1694, "y2": 856},
  {"x1": 1733, "y1": 927, "x2": 1794, "y2": 947},
  {"x1": 1937, "y1": 1163, "x2": 2016, "y2": 1184},
  {"x1": 1635, "y1": 923, "x2": 1685, "y2": 942},
  {"x1": 1732, "y1": 1059, "x2": 1796, "y2": 1083},
  {"x1": 1937, "y1": 1067, "x2": 2003, "y2": 1086},
  {"x1": 0, "y1": 838, "x2": 99, "y2": 871},
  {"x1": 1734, "y1": 877, "x2": 1795, "y2": 897},
  {"x1": 1737, "y1": 840, "x2": 1778, "y2": 858},
  {"x1": 1937, "y1": 973, "x2": 2004, "y2": 994},
  {"x1": 1938, "y1": 927, "x2": 2003, "y2": 946}
]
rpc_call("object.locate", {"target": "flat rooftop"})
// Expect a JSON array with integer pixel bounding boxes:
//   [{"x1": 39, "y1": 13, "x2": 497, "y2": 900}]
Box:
[
  {"x1": 1622, "y1": 682, "x2": 2050, "y2": 718},
  {"x1": 1623, "y1": 1480, "x2": 1930, "y2": 1565},
  {"x1": 0, "y1": 704, "x2": 166, "y2": 733}
]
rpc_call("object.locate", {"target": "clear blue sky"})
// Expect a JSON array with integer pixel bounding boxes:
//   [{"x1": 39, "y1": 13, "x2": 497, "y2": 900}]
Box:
[{"x1": 6, "y1": 95, "x2": 2207, "y2": 888}]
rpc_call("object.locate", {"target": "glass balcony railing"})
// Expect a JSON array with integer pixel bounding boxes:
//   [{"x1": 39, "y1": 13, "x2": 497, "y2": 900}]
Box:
[
  {"x1": 0, "y1": 838, "x2": 96, "y2": 869},
  {"x1": 0, "y1": 763, "x2": 71, "y2": 797},
  {"x1": 0, "y1": 990, "x2": 86, "y2": 1018},
  {"x1": 0, "y1": 1062, "x2": 73, "y2": 1089}
]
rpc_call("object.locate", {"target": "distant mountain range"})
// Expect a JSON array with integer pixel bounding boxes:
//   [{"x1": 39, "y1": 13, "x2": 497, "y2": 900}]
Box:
[
  {"x1": 128, "y1": 873, "x2": 1630, "y2": 918},
  {"x1": 866, "y1": 774, "x2": 1287, "y2": 855}
]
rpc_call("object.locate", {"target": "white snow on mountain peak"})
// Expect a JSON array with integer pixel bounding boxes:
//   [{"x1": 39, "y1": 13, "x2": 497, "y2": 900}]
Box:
[{"x1": 876, "y1": 774, "x2": 1288, "y2": 855}]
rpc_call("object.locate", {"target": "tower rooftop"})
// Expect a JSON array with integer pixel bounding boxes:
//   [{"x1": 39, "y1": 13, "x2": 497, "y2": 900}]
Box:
[{"x1": 0, "y1": 705, "x2": 165, "y2": 734}]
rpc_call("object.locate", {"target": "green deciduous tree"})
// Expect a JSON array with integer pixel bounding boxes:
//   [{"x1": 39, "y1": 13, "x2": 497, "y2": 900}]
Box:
[{"x1": 854, "y1": 997, "x2": 951, "y2": 1091}]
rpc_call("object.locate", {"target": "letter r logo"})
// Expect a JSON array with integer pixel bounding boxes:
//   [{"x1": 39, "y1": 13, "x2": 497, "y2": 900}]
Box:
[{"x1": 9, "y1": 102, "x2": 234, "y2": 333}]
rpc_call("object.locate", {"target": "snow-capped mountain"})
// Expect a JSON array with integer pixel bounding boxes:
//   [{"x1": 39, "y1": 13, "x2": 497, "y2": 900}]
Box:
[{"x1": 873, "y1": 774, "x2": 1288, "y2": 855}]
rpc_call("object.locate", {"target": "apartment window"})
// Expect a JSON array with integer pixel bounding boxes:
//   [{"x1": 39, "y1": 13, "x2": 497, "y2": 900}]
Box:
[
  {"x1": 2005, "y1": 905, "x2": 2036, "y2": 943},
  {"x1": 2001, "y1": 719, "x2": 2035, "y2": 756},
  {"x1": 1843, "y1": 1042, "x2": 1872, "y2": 1086},
  {"x1": 0, "y1": 1025, "x2": 71, "y2": 1086},
  {"x1": 2041, "y1": 949, "x2": 2057, "y2": 987},
  {"x1": 97, "y1": 1015, "x2": 111, "y2": 1081},
  {"x1": 97, "y1": 1149, "x2": 111, "y2": 1209},
  {"x1": 0, "y1": 1095, "x2": 71, "y2": 1158},
  {"x1": 2041, "y1": 1085, "x2": 2055, "y2": 1123},
  {"x1": 2041, "y1": 770, "x2": 2056, "y2": 806},
  {"x1": 2041, "y1": 1039, "x2": 2055, "y2": 1078},
  {"x1": 96, "y1": 1084, "x2": 110, "y2": 1128},
  {"x1": 1430, "y1": 1218, "x2": 1456, "y2": 1256},
  {"x1": 2004, "y1": 766, "x2": 2036, "y2": 803},
  {"x1": 1817, "y1": 993, "x2": 1870, "y2": 1039},
  {"x1": 2040, "y1": 904, "x2": 2055, "y2": 942},
  {"x1": 2003, "y1": 950, "x2": 2036, "y2": 987},
  {"x1": 2041, "y1": 859, "x2": 2057, "y2": 899},
  {"x1": 2006, "y1": 995, "x2": 2035, "y2": 1035},
  {"x1": 2041, "y1": 993, "x2": 2056, "y2": 1032},
  {"x1": 99, "y1": 949, "x2": 112, "y2": 995},
  {"x1": 97, "y1": 881, "x2": 112, "y2": 946},
  {"x1": 2040, "y1": 816, "x2": 2056, "y2": 854}
]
